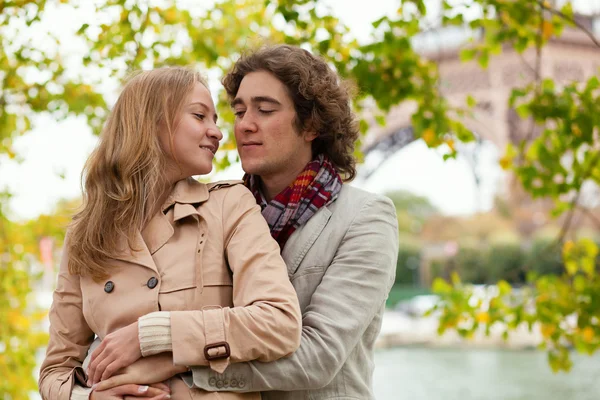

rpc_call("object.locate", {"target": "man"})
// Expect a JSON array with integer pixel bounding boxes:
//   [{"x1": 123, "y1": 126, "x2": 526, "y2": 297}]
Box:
[{"x1": 93, "y1": 44, "x2": 399, "y2": 399}]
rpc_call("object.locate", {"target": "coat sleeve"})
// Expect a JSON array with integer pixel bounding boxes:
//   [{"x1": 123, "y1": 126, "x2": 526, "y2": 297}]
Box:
[
  {"x1": 186, "y1": 194, "x2": 399, "y2": 390},
  {"x1": 169, "y1": 185, "x2": 302, "y2": 369},
  {"x1": 38, "y1": 236, "x2": 95, "y2": 399}
]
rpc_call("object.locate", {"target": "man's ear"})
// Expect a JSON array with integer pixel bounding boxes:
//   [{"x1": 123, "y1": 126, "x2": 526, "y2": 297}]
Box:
[{"x1": 303, "y1": 130, "x2": 318, "y2": 143}]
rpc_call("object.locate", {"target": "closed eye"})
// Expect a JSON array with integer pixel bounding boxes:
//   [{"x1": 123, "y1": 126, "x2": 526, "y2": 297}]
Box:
[
  {"x1": 234, "y1": 110, "x2": 246, "y2": 117},
  {"x1": 259, "y1": 109, "x2": 275, "y2": 114}
]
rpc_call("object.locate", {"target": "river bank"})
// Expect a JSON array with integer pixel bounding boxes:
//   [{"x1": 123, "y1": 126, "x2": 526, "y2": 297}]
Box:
[{"x1": 376, "y1": 310, "x2": 543, "y2": 350}]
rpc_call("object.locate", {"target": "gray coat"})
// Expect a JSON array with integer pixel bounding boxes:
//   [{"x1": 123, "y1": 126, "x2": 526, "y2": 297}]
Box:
[{"x1": 185, "y1": 184, "x2": 399, "y2": 399}]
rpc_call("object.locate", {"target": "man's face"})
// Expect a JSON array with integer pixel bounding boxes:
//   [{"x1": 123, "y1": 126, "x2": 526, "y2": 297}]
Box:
[{"x1": 232, "y1": 70, "x2": 313, "y2": 180}]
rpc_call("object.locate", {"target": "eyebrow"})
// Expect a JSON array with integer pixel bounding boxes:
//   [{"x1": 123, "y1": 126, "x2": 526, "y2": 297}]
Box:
[
  {"x1": 189, "y1": 101, "x2": 218, "y2": 123},
  {"x1": 231, "y1": 96, "x2": 283, "y2": 108}
]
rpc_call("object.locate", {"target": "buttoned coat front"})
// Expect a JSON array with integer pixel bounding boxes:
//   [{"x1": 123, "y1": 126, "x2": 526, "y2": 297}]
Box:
[{"x1": 39, "y1": 178, "x2": 302, "y2": 400}]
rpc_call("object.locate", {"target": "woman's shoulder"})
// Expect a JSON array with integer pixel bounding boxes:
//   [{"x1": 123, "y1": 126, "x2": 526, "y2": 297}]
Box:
[
  {"x1": 206, "y1": 179, "x2": 245, "y2": 192},
  {"x1": 205, "y1": 179, "x2": 255, "y2": 206}
]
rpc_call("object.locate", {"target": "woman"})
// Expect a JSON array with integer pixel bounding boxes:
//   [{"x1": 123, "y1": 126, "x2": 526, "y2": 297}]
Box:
[{"x1": 38, "y1": 67, "x2": 302, "y2": 400}]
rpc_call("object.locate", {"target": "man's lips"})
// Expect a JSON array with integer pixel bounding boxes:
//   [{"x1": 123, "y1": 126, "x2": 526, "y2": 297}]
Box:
[{"x1": 241, "y1": 142, "x2": 263, "y2": 150}]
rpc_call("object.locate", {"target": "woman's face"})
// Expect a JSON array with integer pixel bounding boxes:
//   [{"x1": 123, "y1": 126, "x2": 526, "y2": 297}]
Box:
[{"x1": 160, "y1": 82, "x2": 223, "y2": 181}]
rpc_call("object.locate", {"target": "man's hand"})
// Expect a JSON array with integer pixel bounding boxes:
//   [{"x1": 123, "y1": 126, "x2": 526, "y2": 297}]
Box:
[
  {"x1": 87, "y1": 321, "x2": 142, "y2": 386},
  {"x1": 92, "y1": 353, "x2": 187, "y2": 392},
  {"x1": 90, "y1": 383, "x2": 170, "y2": 400}
]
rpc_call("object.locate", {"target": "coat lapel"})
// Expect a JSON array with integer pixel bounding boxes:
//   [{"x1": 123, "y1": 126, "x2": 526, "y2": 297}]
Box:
[
  {"x1": 113, "y1": 231, "x2": 159, "y2": 273},
  {"x1": 281, "y1": 206, "x2": 332, "y2": 276},
  {"x1": 141, "y1": 212, "x2": 174, "y2": 255},
  {"x1": 112, "y1": 178, "x2": 210, "y2": 273}
]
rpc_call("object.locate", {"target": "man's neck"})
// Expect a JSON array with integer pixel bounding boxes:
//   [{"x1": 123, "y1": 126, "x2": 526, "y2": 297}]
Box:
[{"x1": 260, "y1": 160, "x2": 310, "y2": 202}]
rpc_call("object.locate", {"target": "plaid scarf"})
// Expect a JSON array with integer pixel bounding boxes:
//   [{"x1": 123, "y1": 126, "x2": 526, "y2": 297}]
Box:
[{"x1": 244, "y1": 154, "x2": 343, "y2": 249}]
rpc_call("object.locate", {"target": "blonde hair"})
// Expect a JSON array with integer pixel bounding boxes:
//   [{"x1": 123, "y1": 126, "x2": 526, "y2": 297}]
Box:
[{"x1": 68, "y1": 67, "x2": 206, "y2": 280}]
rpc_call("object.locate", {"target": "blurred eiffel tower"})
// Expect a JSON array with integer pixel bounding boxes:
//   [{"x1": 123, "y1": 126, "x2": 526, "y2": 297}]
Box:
[{"x1": 359, "y1": 10, "x2": 600, "y2": 235}]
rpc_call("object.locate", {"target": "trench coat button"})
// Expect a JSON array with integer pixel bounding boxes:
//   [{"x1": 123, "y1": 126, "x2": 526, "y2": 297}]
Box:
[
  {"x1": 208, "y1": 377, "x2": 216, "y2": 387},
  {"x1": 216, "y1": 380, "x2": 224, "y2": 389},
  {"x1": 104, "y1": 281, "x2": 114, "y2": 293},
  {"x1": 238, "y1": 380, "x2": 245, "y2": 388},
  {"x1": 230, "y1": 379, "x2": 238, "y2": 388},
  {"x1": 147, "y1": 277, "x2": 158, "y2": 289}
]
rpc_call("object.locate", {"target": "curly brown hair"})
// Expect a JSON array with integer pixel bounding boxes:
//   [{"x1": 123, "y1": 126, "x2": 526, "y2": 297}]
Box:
[{"x1": 222, "y1": 44, "x2": 359, "y2": 181}]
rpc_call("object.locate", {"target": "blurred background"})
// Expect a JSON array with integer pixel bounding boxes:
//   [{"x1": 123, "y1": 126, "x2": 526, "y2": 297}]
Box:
[{"x1": 1, "y1": 0, "x2": 600, "y2": 399}]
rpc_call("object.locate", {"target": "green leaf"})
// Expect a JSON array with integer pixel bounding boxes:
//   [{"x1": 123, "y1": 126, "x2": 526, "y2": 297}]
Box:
[
  {"x1": 466, "y1": 95, "x2": 476, "y2": 108},
  {"x1": 498, "y1": 280, "x2": 512, "y2": 296},
  {"x1": 77, "y1": 23, "x2": 89, "y2": 35},
  {"x1": 516, "y1": 104, "x2": 531, "y2": 119},
  {"x1": 459, "y1": 48, "x2": 476, "y2": 62},
  {"x1": 573, "y1": 275, "x2": 586, "y2": 292},
  {"x1": 580, "y1": 238, "x2": 599, "y2": 258},
  {"x1": 586, "y1": 76, "x2": 600, "y2": 91},
  {"x1": 565, "y1": 260, "x2": 578, "y2": 276},
  {"x1": 432, "y1": 277, "x2": 452, "y2": 294},
  {"x1": 477, "y1": 49, "x2": 489, "y2": 68}
]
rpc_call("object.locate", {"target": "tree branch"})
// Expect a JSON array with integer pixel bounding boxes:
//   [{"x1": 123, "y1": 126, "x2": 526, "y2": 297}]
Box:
[
  {"x1": 536, "y1": 0, "x2": 600, "y2": 49},
  {"x1": 555, "y1": 151, "x2": 600, "y2": 244}
]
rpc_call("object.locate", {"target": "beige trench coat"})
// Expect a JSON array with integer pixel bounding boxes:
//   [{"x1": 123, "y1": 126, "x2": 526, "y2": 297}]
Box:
[{"x1": 39, "y1": 178, "x2": 302, "y2": 400}]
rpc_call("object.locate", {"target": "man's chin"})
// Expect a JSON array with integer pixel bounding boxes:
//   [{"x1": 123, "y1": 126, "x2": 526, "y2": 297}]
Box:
[{"x1": 241, "y1": 161, "x2": 266, "y2": 176}]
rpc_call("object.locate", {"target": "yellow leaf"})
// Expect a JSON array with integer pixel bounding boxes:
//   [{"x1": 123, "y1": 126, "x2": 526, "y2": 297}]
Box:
[
  {"x1": 580, "y1": 238, "x2": 599, "y2": 258},
  {"x1": 565, "y1": 260, "x2": 578, "y2": 276},
  {"x1": 582, "y1": 326, "x2": 594, "y2": 343},
  {"x1": 542, "y1": 20, "x2": 554, "y2": 40},
  {"x1": 541, "y1": 323, "x2": 556, "y2": 339},
  {"x1": 581, "y1": 258, "x2": 595, "y2": 277},
  {"x1": 498, "y1": 280, "x2": 512, "y2": 296},
  {"x1": 422, "y1": 128, "x2": 435, "y2": 146},
  {"x1": 432, "y1": 277, "x2": 452, "y2": 294},
  {"x1": 445, "y1": 138, "x2": 455, "y2": 151},
  {"x1": 163, "y1": 8, "x2": 179, "y2": 24},
  {"x1": 562, "y1": 240, "x2": 575, "y2": 256},
  {"x1": 450, "y1": 271, "x2": 461, "y2": 285},
  {"x1": 476, "y1": 312, "x2": 490, "y2": 324},
  {"x1": 499, "y1": 155, "x2": 512, "y2": 170}
]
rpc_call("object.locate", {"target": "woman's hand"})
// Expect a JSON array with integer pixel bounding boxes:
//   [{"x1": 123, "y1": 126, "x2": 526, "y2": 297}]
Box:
[
  {"x1": 87, "y1": 321, "x2": 142, "y2": 386},
  {"x1": 93, "y1": 353, "x2": 187, "y2": 392},
  {"x1": 90, "y1": 382, "x2": 171, "y2": 399}
]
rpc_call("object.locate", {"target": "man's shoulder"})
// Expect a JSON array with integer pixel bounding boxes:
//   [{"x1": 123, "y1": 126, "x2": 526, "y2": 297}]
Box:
[{"x1": 332, "y1": 183, "x2": 394, "y2": 212}]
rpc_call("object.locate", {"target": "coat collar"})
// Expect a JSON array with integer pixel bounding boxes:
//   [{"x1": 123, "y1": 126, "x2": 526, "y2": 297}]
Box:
[
  {"x1": 114, "y1": 178, "x2": 209, "y2": 271},
  {"x1": 161, "y1": 177, "x2": 210, "y2": 213},
  {"x1": 145, "y1": 178, "x2": 208, "y2": 253}
]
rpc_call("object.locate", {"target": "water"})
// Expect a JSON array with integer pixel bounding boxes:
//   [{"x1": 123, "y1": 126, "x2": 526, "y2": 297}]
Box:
[{"x1": 373, "y1": 347, "x2": 600, "y2": 400}]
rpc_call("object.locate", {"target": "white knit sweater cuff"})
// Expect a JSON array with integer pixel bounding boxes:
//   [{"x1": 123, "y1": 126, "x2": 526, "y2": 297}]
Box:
[
  {"x1": 138, "y1": 311, "x2": 173, "y2": 357},
  {"x1": 71, "y1": 384, "x2": 92, "y2": 400}
]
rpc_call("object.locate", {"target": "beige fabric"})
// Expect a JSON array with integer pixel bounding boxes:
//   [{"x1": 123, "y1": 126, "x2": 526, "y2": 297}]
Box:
[
  {"x1": 138, "y1": 311, "x2": 172, "y2": 357},
  {"x1": 70, "y1": 385, "x2": 91, "y2": 400},
  {"x1": 39, "y1": 178, "x2": 302, "y2": 400}
]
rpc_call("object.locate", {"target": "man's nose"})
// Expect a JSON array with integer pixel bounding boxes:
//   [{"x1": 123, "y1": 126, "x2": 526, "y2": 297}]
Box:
[{"x1": 237, "y1": 113, "x2": 257, "y2": 133}]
